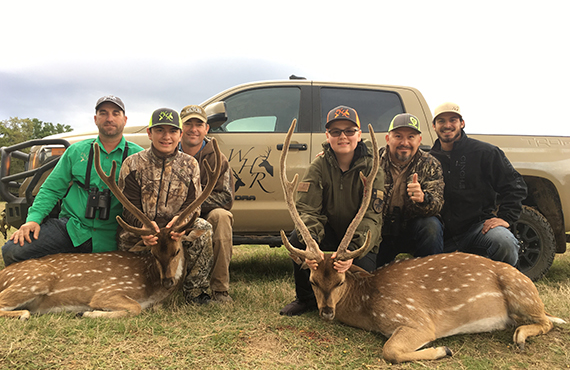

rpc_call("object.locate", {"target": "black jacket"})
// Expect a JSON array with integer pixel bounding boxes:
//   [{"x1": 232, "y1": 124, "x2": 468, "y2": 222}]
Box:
[{"x1": 430, "y1": 130, "x2": 527, "y2": 238}]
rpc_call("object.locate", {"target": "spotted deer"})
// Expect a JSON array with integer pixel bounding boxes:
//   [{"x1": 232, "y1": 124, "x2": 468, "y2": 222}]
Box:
[
  {"x1": 0, "y1": 140, "x2": 221, "y2": 320},
  {"x1": 279, "y1": 120, "x2": 565, "y2": 364}
]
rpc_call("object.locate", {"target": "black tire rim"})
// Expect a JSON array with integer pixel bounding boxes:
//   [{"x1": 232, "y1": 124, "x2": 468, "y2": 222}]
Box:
[{"x1": 514, "y1": 221, "x2": 541, "y2": 273}]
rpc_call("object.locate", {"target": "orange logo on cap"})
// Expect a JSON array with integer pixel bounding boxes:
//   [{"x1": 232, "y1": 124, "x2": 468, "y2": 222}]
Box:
[{"x1": 334, "y1": 108, "x2": 351, "y2": 119}]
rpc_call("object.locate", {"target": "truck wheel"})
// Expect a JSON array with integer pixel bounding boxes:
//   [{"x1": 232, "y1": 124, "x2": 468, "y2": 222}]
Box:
[{"x1": 512, "y1": 206, "x2": 556, "y2": 281}]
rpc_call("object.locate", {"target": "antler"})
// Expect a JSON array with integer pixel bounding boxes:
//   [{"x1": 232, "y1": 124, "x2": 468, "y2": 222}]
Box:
[
  {"x1": 279, "y1": 119, "x2": 323, "y2": 263},
  {"x1": 93, "y1": 142, "x2": 155, "y2": 235},
  {"x1": 334, "y1": 124, "x2": 379, "y2": 261},
  {"x1": 170, "y1": 138, "x2": 222, "y2": 232}
]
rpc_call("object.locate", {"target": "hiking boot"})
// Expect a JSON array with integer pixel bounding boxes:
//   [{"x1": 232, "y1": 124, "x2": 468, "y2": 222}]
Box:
[
  {"x1": 212, "y1": 291, "x2": 234, "y2": 303},
  {"x1": 279, "y1": 299, "x2": 317, "y2": 316},
  {"x1": 186, "y1": 292, "x2": 212, "y2": 305}
]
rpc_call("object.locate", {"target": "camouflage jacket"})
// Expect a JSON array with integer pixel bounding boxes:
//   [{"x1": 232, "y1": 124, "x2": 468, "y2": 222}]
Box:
[
  {"x1": 116, "y1": 146, "x2": 202, "y2": 250},
  {"x1": 380, "y1": 147, "x2": 444, "y2": 234}
]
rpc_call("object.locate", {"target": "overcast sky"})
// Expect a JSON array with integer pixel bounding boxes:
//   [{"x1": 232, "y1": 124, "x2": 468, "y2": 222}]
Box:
[{"x1": 1, "y1": 0, "x2": 568, "y2": 136}]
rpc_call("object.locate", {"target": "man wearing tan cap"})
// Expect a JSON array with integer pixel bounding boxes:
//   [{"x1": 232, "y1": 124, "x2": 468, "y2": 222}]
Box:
[
  {"x1": 430, "y1": 102, "x2": 527, "y2": 266},
  {"x1": 179, "y1": 105, "x2": 235, "y2": 303}
]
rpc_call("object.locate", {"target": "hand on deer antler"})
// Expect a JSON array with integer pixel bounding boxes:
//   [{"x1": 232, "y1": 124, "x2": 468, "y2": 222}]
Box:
[
  {"x1": 140, "y1": 221, "x2": 160, "y2": 246},
  {"x1": 165, "y1": 216, "x2": 185, "y2": 241},
  {"x1": 305, "y1": 252, "x2": 324, "y2": 270},
  {"x1": 331, "y1": 252, "x2": 353, "y2": 273}
]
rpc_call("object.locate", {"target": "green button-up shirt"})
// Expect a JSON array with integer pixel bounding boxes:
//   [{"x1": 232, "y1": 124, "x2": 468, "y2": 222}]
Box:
[{"x1": 26, "y1": 136, "x2": 144, "y2": 252}]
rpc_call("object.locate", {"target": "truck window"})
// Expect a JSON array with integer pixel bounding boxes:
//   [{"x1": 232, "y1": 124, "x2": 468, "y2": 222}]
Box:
[
  {"x1": 211, "y1": 87, "x2": 301, "y2": 133},
  {"x1": 320, "y1": 88, "x2": 404, "y2": 132}
]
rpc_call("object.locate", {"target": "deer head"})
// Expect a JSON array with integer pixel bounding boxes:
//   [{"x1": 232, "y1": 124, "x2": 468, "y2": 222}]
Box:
[
  {"x1": 279, "y1": 119, "x2": 379, "y2": 318},
  {"x1": 93, "y1": 140, "x2": 222, "y2": 288}
]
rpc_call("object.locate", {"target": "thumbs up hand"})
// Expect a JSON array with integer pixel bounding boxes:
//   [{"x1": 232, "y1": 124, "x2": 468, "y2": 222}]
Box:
[{"x1": 407, "y1": 173, "x2": 424, "y2": 203}]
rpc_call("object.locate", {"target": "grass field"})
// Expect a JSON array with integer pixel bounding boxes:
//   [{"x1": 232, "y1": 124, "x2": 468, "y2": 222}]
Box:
[{"x1": 0, "y1": 227, "x2": 569, "y2": 369}]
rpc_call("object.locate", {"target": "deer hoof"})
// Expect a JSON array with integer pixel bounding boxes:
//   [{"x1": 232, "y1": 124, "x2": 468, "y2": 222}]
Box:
[
  {"x1": 445, "y1": 347, "x2": 453, "y2": 357},
  {"x1": 19, "y1": 312, "x2": 30, "y2": 321},
  {"x1": 76, "y1": 312, "x2": 84, "y2": 318}
]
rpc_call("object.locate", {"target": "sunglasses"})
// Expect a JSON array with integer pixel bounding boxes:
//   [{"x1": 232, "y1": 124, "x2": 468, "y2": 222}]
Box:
[{"x1": 327, "y1": 128, "x2": 360, "y2": 137}]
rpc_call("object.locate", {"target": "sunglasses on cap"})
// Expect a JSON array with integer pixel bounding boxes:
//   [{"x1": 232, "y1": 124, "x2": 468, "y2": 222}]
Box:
[{"x1": 327, "y1": 128, "x2": 360, "y2": 137}]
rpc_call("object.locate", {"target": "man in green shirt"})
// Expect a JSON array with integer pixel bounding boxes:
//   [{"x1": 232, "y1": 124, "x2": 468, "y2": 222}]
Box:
[{"x1": 2, "y1": 95, "x2": 144, "y2": 266}]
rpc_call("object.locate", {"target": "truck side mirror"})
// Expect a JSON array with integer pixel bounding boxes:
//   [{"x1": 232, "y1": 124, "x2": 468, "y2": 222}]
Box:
[{"x1": 206, "y1": 101, "x2": 228, "y2": 129}]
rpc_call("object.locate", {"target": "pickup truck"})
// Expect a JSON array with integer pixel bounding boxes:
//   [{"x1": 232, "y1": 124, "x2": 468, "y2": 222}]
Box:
[{"x1": 1, "y1": 78, "x2": 569, "y2": 281}]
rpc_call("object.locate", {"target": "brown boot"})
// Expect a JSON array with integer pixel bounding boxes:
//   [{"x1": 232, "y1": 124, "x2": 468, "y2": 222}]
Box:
[{"x1": 212, "y1": 291, "x2": 233, "y2": 303}]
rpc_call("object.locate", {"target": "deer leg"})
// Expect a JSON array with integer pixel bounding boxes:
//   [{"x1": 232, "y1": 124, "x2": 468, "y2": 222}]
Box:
[
  {"x1": 0, "y1": 308, "x2": 31, "y2": 320},
  {"x1": 513, "y1": 318, "x2": 553, "y2": 350},
  {"x1": 82, "y1": 294, "x2": 142, "y2": 318},
  {"x1": 382, "y1": 326, "x2": 452, "y2": 364},
  {"x1": 0, "y1": 286, "x2": 42, "y2": 320}
]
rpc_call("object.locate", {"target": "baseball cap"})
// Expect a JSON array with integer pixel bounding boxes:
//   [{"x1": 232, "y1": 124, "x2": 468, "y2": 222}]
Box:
[
  {"x1": 433, "y1": 102, "x2": 462, "y2": 123},
  {"x1": 95, "y1": 95, "x2": 125, "y2": 112},
  {"x1": 148, "y1": 108, "x2": 182, "y2": 129},
  {"x1": 388, "y1": 113, "x2": 421, "y2": 133},
  {"x1": 180, "y1": 105, "x2": 207, "y2": 124},
  {"x1": 326, "y1": 105, "x2": 361, "y2": 129}
]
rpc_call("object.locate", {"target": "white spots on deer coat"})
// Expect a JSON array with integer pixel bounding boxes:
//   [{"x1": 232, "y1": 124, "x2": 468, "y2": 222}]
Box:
[
  {"x1": 361, "y1": 295, "x2": 370, "y2": 302},
  {"x1": 450, "y1": 303, "x2": 465, "y2": 311}
]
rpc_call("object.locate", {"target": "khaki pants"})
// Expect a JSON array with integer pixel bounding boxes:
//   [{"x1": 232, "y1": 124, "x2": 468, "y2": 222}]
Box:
[{"x1": 206, "y1": 209, "x2": 234, "y2": 293}]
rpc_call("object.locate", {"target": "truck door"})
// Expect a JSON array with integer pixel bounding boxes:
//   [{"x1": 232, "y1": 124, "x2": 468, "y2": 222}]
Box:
[{"x1": 209, "y1": 85, "x2": 312, "y2": 235}]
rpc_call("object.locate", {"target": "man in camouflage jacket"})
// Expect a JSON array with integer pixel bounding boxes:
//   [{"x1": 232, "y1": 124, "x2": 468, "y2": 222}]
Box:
[{"x1": 376, "y1": 113, "x2": 445, "y2": 267}]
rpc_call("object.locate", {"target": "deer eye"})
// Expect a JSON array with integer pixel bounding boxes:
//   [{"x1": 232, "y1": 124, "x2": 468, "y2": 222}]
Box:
[{"x1": 337, "y1": 280, "x2": 345, "y2": 287}]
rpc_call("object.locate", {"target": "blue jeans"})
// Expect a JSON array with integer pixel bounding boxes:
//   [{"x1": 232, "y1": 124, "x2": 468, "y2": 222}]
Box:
[
  {"x1": 443, "y1": 221, "x2": 519, "y2": 266},
  {"x1": 376, "y1": 216, "x2": 444, "y2": 267},
  {"x1": 2, "y1": 218, "x2": 93, "y2": 266}
]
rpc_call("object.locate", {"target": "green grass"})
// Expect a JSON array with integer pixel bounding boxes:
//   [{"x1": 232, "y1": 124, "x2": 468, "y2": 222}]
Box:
[{"x1": 0, "y1": 226, "x2": 569, "y2": 369}]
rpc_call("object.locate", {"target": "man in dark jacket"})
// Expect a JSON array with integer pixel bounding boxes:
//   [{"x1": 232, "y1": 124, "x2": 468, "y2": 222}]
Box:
[
  {"x1": 279, "y1": 105, "x2": 385, "y2": 316},
  {"x1": 429, "y1": 102, "x2": 527, "y2": 266},
  {"x1": 376, "y1": 113, "x2": 444, "y2": 267}
]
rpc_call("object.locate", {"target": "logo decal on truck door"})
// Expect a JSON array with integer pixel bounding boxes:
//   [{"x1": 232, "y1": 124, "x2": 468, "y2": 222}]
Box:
[{"x1": 228, "y1": 147, "x2": 275, "y2": 194}]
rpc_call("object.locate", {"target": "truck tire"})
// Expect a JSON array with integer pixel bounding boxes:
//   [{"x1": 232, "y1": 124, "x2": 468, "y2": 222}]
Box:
[{"x1": 512, "y1": 205, "x2": 556, "y2": 281}]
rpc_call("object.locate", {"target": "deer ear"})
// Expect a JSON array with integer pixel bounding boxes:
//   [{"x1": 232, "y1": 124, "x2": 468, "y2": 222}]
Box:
[
  {"x1": 129, "y1": 240, "x2": 151, "y2": 253},
  {"x1": 287, "y1": 253, "x2": 304, "y2": 265},
  {"x1": 347, "y1": 264, "x2": 371, "y2": 277}
]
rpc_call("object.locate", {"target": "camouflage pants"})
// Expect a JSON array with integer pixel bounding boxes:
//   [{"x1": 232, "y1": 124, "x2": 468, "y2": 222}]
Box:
[{"x1": 182, "y1": 217, "x2": 214, "y2": 299}]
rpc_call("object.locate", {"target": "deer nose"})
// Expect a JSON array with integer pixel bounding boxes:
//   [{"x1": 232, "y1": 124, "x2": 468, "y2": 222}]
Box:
[
  {"x1": 320, "y1": 306, "x2": 335, "y2": 321},
  {"x1": 162, "y1": 278, "x2": 174, "y2": 289}
]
